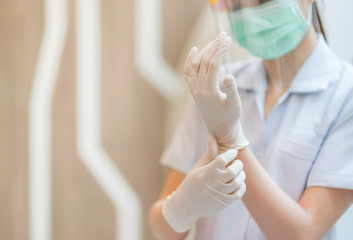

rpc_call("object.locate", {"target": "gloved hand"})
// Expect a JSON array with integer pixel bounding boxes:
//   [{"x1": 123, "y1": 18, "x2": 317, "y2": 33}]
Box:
[
  {"x1": 183, "y1": 32, "x2": 249, "y2": 153},
  {"x1": 162, "y1": 137, "x2": 246, "y2": 233}
]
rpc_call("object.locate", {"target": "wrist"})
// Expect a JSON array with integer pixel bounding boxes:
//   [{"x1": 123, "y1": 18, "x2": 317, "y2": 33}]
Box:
[
  {"x1": 215, "y1": 127, "x2": 249, "y2": 154},
  {"x1": 162, "y1": 192, "x2": 196, "y2": 233},
  {"x1": 236, "y1": 146, "x2": 254, "y2": 166}
]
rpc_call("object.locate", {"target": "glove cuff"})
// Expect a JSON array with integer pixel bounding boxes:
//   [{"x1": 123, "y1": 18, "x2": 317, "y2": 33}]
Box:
[
  {"x1": 234, "y1": 124, "x2": 249, "y2": 150},
  {"x1": 162, "y1": 192, "x2": 196, "y2": 233},
  {"x1": 217, "y1": 123, "x2": 249, "y2": 153}
]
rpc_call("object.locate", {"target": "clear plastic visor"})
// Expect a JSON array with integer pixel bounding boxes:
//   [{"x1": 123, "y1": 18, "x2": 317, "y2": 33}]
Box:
[{"x1": 209, "y1": 0, "x2": 312, "y2": 89}]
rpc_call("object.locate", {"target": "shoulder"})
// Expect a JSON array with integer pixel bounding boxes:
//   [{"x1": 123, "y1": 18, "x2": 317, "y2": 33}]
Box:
[
  {"x1": 326, "y1": 61, "x2": 353, "y2": 126},
  {"x1": 332, "y1": 61, "x2": 353, "y2": 103},
  {"x1": 340, "y1": 62, "x2": 353, "y2": 86}
]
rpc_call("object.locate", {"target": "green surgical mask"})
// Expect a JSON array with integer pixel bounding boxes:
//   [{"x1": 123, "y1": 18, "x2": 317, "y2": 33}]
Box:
[{"x1": 230, "y1": 0, "x2": 311, "y2": 60}]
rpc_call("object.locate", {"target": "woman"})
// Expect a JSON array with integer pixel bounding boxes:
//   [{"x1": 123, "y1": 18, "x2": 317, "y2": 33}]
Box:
[{"x1": 150, "y1": 0, "x2": 353, "y2": 239}]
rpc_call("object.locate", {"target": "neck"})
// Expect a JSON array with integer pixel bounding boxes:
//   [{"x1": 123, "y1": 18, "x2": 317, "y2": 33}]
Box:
[{"x1": 264, "y1": 27, "x2": 318, "y2": 91}]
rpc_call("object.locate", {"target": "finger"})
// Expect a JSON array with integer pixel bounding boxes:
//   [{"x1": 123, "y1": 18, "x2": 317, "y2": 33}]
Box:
[
  {"x1": 198, "y1": 40, "x2": 224, "y2": 91},
  {"x1": 216, "y1": 32, "x2": 227, "y2": 40},
  {"x1": 232, "y1": 170, "x2": 246, "y2": 190},
  {"x1": 192, "y1": 33, "x2": 226, "y2": 75},
  {"x1": 220, "y1": 160, "x2": 243, "y2": 183},
  {"x1": 202, "y1": 136, "x2": 219, "y2": 165},
  {"x1": 184, "y1": 47, "x2": 198, "y2": 87},
  {"x1": 206, "y1": 36, "x2": 231, "y2": 92},
  {"x1": 213, "y1": 149, "x2": 238, "y2": 169},
  {"x1": 207, "y1": 136, "x2": 218, "y2": 159},
  {"x1": 200, "y1": 32, "x2": 226, "y2": 56},
  {"x1": 223, "y1": 74, "x2": 241, "y2": 109},
  {"x1": 208, "y1": 188, "x2": 238, "y2": 205},
  {"x1": 215, "y1": 179, "x2": 240, "y2": 194},
  {"x1": 183, "y1": 47, "x2": 198, "y2": 77},
  {"x1": 192, "y1": 41, "x2": 217, "y2": 77},
  {"x1": 217, "y1": 191, "x2": 239, "y2": 204},
  {"x1": 192, "y1": 42, "x2": 215, "y2": 75},
  {"x1": 231, "y1": 182, "x2": 246, "y2": 199},
  {"x1": 218, "y1": 170, "x2": 246, "y2": 194}
]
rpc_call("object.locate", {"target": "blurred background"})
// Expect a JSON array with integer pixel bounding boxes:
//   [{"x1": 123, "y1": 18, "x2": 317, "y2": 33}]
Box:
[{"x1": 0, "y1": 0, "x2": 352, "y2": 240}]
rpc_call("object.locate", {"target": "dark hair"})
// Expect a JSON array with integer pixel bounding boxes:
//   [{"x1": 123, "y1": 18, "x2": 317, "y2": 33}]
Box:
[{"x1": 312, "y1": 2, "x2": 327, "y2": 41}]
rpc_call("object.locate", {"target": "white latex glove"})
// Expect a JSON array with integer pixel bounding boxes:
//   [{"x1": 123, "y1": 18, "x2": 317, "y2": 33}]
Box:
[
  {"x1": 183, "y1": 32, "x2": 249, "y2": 152},
  {"x1": 162, "y1": 137, "x2": 246, "y2": 233}
]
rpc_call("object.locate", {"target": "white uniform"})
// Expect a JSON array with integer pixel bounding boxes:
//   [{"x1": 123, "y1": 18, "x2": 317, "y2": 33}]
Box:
[{"x1": 160, "y1": 35, "x2": 353, "y2": 239}]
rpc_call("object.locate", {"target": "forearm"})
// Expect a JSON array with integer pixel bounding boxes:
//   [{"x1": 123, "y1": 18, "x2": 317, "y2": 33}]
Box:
[
  {"x1": 149, "y1": 199, "x2": 189, "y2": 240},
  {"x1": 238, "y1": 147, "x2": 316, "y2": 240}
]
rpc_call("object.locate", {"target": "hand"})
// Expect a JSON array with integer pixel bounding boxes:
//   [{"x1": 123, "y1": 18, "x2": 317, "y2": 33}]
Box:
[
  {"x1": 162, "y1": 137, "x2": 246, "y2": 233},
  {"x1": 183, "y1": 33, "x2": 248, "y2": 152}
]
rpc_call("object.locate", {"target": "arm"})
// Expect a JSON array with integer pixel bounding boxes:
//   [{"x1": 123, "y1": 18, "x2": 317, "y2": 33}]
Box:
[
  {"x1": 238, "y1": 147, "x2": 353, "y2": 240},
  {"x1": 149, "y1": 170, "x2": 189, "y2": 240}
]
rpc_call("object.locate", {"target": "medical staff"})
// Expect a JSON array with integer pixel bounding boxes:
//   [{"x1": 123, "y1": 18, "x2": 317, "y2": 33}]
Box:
[{"x1": 149, "y1": 0, "x2": 353, "y2": 239}]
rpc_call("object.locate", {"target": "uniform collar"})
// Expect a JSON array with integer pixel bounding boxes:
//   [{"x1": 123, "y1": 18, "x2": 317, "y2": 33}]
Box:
[{"x1": 235, "y1": 35, "x2": 342, "y2": 93}]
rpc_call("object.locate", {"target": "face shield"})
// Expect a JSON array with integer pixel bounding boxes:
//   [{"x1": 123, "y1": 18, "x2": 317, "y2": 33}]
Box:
[{"x1": 210, "y1": 0, "x2": 313, "y2": 88}]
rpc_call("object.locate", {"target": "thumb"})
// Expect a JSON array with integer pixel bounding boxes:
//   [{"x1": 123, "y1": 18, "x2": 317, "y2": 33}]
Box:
[
  {"x1": 205, "y1": 135, "x2": 218, "y2": 160},
  {"x1": 193, "y1": 136, "x2": 218, "y2": 168},
  {"x1": 224, "y1": 74, "x2": 241, "y2": 109}
]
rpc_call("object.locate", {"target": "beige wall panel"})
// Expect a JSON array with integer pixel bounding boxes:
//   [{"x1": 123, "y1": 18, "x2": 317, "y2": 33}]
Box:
[
  {"x1": 0, "y1": 0, "x2": 205, "y2": 239},
  {"x1": 52, "y1": 1, "x2": 115, "y2": 239},
  {"x1": 163, "y1": 0, "x2": 207, "y2": 66},
  {"x1": 101, "y1": 1, "x2": 167, "y2": 239},
  {"x1": 0, "y1": 0, "x2": 43, "y2": 239}
]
